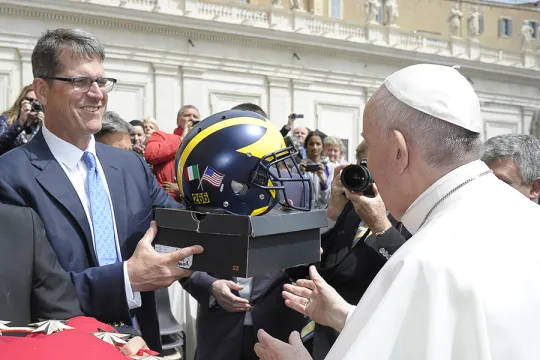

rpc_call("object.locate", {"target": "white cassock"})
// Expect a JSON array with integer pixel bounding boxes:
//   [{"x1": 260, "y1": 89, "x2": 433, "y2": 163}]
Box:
[{"x1": 325, "y1": 160, "x2": 540, "y2": 360}]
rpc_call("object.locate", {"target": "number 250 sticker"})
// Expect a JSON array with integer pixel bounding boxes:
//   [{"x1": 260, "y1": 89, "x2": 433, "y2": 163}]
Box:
[{"x1": 193, "y1": 192, "x2": 211, "y2": 204}]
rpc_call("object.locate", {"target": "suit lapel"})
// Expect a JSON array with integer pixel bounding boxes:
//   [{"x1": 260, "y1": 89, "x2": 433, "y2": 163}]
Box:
[
  {"x1": 30, "y1": 131, "x2": 97, "y2": 265},
  {"x1": 96, "y1": 145, "x2": 128, "y2": 253}
]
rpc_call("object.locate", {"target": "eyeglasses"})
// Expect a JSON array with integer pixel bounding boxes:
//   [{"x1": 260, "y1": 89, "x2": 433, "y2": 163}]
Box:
[{"x1": 41, "y1": 77, "x2": 117, "y2": 93}]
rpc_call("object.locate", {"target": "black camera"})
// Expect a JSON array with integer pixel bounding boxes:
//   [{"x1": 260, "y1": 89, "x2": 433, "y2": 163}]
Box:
[
  {"x1": 340, "y1": 159, "x2": 374, "y2": 196},
  {"x1": 31, "y1": 100, "x2": 43, "y2": 113},
  {"x1": 289, "y1": 113, "x2": 304, "y2": 120}
]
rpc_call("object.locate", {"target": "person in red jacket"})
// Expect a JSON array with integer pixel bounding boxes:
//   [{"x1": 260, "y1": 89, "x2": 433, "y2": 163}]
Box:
[{"x1": 145, "y1": 105, "x2": 200, "y2": 201}]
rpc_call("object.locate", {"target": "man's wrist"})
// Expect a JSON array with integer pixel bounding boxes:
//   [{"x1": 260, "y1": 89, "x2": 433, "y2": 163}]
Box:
[
  {"x1": 327, "y1": 201, "x2": 346, "y2": 221},
  {"x1": 366, "y1": 217, "x2": 392, "y2": 235}
]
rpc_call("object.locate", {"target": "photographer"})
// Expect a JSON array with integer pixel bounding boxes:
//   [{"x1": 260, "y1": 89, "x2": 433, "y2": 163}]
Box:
[
  {"x1": 301, "y1": 141, "x2": 411, "y2": 360},
  {"x1": 299, "y1": 130, "x2": 333, "y2": 209},
  {"x1": 280, "y1": 113, "x2": 309, "y2": 159},
  {"x1": 0, "y1": 85, "x2": 44, "y2": 156}
]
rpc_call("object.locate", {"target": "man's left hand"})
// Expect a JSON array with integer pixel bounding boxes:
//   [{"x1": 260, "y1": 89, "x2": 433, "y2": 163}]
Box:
[{"x1": 254, "y1": 330, "x2": 312, "y2": 360}]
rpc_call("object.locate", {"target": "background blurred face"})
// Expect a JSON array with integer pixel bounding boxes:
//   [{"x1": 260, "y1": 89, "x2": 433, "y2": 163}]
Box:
[
  {"x1": 485, "y1": 158, "x2": 536, "y2": 199},
  {"x1": 144, "y1": 121, "x2": 157, "y2": 136},
  {"x1": 97, "y1": 132, "x2": 132, "y2": 151},
  {"x1": 307, "y1": 135, "x2": 323, "y2": 159},
  {"x1": 130, "y1": 125, "x2": 145, "y2": 146},
  {"x1": 325, "y1": 145, "x2": 341, "y2": 163},
  {"x1": 177, "y1": 108, "x2": 200, "y2": 129},
  {"x1": 293, "y1": 127, "x2": 309, "y2": 145},
  {"x1": 37, "y1": 53, "x2": 106, "y2": 142}
]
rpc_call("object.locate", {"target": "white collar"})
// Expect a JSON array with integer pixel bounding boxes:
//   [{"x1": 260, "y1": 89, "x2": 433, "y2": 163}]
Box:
[
  {"x1": 42, "y1": 125, "x2": 97, "y2": 169},
  {"x1": 401, "y1": 160, "x2": 490, "y2": 235}
]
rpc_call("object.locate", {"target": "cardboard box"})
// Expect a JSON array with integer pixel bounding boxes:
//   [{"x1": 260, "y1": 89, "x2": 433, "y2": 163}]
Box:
[{"x1": 153, "y1": 208, "x2": 327, "y2": 277}]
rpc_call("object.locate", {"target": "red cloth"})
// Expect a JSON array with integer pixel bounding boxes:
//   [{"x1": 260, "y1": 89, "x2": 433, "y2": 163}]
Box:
[
  {"x1": 144, "y1": 127, "x2": 184, "y2": 200},
  {"x1": 0, "y1": 316, "x2": 158, "y2": 360}
]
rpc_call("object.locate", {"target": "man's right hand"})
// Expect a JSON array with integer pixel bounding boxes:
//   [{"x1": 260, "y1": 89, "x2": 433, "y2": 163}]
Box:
[
  {"x1": 327, "y1": 164, "x2": 349, "y2": 221},
  {"x1": 126, "y1": 221, "x2": 204, "y2": 292},
  {"x1": 286, "y1": 113, "x2": 296, "y2": 130},
  {"x1": 210, "y1": 280, "x2": 251, "y2": 312}
]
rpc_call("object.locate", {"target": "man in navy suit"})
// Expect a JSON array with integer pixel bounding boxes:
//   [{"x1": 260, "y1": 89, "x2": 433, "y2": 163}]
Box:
[{"x1": 0, "y1": 28, "x2": 203, "y2": 352}]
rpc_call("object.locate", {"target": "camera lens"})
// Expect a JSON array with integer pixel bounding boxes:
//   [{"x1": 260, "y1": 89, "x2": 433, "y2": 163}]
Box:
[
  {"x1": 341, "y1": 164, "x2": 374, "y2": 195},
  {"x1": 31, "y1": 101, "x2": 42, "y2": 113}
]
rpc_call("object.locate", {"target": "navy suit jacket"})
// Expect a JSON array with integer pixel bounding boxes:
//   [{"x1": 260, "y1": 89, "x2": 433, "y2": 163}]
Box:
[
  {"x1": 182, "y1": 271, "x2": 307, "y2": 360},
  {"x1": 0, "y1": 131, "x2": 181, "y2": 351}
]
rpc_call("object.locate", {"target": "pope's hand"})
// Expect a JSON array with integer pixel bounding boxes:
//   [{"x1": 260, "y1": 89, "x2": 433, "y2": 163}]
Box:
[
  {"x1": 282, "y1": 266, "x2": 352, "y2": 332},
  {"x1": 254, "y1": 330, "x2": 312, "y2": 360}
]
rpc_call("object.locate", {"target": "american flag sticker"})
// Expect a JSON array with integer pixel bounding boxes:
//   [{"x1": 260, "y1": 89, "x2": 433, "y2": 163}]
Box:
[{"x1": 198, "y1": 166, "x2": 225, "y2": 189}]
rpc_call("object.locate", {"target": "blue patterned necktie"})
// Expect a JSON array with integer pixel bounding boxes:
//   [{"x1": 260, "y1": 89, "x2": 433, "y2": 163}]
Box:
[{"x1": 83, "y1": 151, "x2": 118, "y2": 266}]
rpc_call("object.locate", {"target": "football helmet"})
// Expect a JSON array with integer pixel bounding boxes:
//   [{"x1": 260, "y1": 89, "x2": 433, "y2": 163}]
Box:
[{"x1": 175, "y1": 110, "x2": 312, "y2": 216}]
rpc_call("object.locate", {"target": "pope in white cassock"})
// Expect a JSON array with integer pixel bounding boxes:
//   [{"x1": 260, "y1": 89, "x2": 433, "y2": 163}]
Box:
[{"x1": 253, "y1": 64, "x2": 540, "y2": 360}]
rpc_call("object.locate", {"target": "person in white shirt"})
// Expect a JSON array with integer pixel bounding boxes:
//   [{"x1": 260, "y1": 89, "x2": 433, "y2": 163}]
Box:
[
  {"x1": 0, "y1": 28, "x2": 203, "y2": 352},
  {"x1": 253, "y1": 64, "x2": 540, "y2": 360}
]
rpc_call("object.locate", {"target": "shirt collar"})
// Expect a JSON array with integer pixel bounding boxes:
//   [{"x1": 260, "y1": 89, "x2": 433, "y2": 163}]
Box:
[
  {"x1": 401, "y1": 160, "x2": 490, "y2": 235},
  {"x1": 42, "y1": 125, "x2": 97, "y2": 169}
]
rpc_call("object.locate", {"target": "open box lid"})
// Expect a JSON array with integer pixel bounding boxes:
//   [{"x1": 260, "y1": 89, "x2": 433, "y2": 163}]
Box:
[{"x1": 154, "y1": 208, "x2": 328, "y2": 236}]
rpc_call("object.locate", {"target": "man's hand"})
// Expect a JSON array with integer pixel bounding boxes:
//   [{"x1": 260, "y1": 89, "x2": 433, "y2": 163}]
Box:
[
  {"x1": 283, "y1": 266, "x2": 352, "y2": 332},
  {"x1": 285, "y1": 113, "x2": 296, "y2": 130},
  {"x1": 327, "y1": 164, "x2": 349, "y2": 221},
  {"x1": 345, "y1": 183, "x2": 391, "y2": 234},
  {"x1": 210, "y1": 280, "x2": 251, "y2": 312},
  {"x1": 254, "y1": 330, "x2": 312, "y2": 360},
  {"x1": 126, "y1": 221, "x2": 204, "y2": 292}
]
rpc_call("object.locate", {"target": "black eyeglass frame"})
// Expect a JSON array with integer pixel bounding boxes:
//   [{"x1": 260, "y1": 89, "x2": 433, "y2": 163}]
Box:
[{"x1": 40, "y1": 76, "x2": 117, "y2": 93}]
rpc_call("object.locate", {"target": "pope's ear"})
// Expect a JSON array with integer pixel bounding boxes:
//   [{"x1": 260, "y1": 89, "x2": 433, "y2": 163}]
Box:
[
  {"x1": 391, "y1": 129, "x2": 408, "y2": 175},
  {"x1": 32, "y1": 78, "x2": 49, "y2": 106}
]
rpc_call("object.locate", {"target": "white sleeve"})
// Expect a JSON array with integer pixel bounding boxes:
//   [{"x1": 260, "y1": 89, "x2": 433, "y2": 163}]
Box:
[
  {"x1": 325, "y1": 258, "x2": 486, "y2": 360},
  {"x1": 345, "y1": 305, "x2": 357, "y2": 324},
  {"x1": 123, "y1": 262, "x2": 142, "y2": 309}
]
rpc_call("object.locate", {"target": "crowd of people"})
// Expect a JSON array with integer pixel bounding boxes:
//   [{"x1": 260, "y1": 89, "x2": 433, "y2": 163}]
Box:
[{"x1": 1, "y1": 27, "x2": 540, "y2": 360}]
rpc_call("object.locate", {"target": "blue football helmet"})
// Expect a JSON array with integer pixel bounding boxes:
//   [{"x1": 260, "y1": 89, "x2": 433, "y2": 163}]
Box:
[{"x1": 175, "y1": 110, "x2": 312, "y2": 216}]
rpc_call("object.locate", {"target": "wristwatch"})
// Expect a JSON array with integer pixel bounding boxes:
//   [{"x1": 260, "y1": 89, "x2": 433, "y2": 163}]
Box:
[{"x1": 374, "y1": 226, "x2": 391, "y2": 239}]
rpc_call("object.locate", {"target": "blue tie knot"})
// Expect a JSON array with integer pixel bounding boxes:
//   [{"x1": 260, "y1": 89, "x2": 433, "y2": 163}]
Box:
[{"x1": 83, "y1": 151, "x2": 97, "y2": 170}]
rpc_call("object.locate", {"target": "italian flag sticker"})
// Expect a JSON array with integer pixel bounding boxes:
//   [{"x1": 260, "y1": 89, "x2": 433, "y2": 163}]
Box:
[{"x1": 184, "y1": 165, "x2": 200, "y2": 182}]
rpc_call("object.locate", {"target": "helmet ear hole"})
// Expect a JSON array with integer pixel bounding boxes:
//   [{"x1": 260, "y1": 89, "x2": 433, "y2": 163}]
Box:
[{"x1": 231, "y1": 180, "x2": 249, "y2": 195}]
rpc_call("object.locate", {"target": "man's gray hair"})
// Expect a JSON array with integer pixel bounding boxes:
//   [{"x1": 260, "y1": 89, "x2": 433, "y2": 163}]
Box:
[
  {"x1": 32, "y1": 28, "x2": 105, "y2": 79},
  {"x1": 369, "y1": 85, "x2": 483, "y2": 167},
  {"x1": 482, "y1": 134, "x2": 540, "y2": 185},
  {"x1": 177, "y1": 105, "x2": 199, "y2": 118},
  {"x1": 96, "y1": 111, "x2": 132, "y2": 139}
]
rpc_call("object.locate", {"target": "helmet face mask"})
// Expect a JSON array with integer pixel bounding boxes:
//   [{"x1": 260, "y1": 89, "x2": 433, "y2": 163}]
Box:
[{"x1": 176, "y1": 110, "x2": 312, "y2": 216}]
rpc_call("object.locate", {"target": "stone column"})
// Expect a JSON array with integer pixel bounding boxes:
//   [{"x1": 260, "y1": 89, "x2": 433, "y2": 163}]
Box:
[
  {"x1": 17, "y1": 49, "x2": 33, "y2": 87},
  {"x1": 181, "y1": 67, "x2": 206, "y2": 116},
  {"x1": 266, "y1": 76, "x2": 291, "y2": 129},
  {"x1": 153, "y1": 63, "x2": 181, "y2": 133}
]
